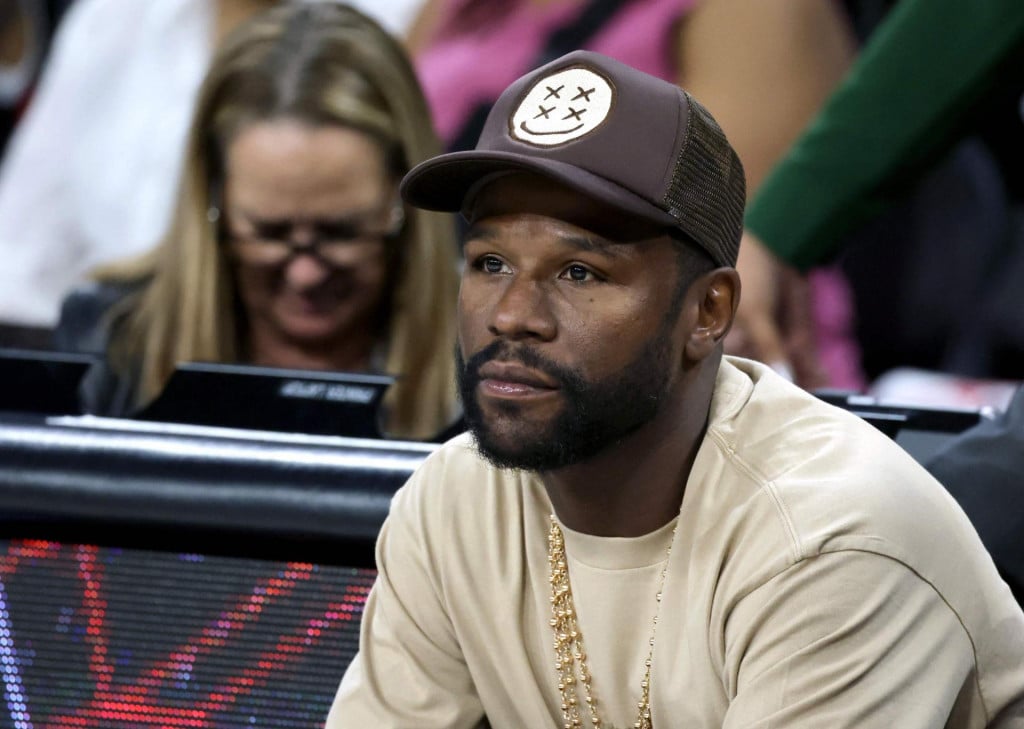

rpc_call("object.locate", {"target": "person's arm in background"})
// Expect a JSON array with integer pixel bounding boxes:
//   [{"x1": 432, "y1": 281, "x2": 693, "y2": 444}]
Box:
[
  {"x1": 677, "y1": 0, "x2": 857, "y2": 198},
  {"x1": 737, "y1": 0, "x2": 1024, "y2": 371},
  {"x1": 747, "y1": 0, "x2": 1024, "y2": 270},
  {"x1": 403, "y1": 0, "x2": 445, "y2": 56},
  {"x1": 675, "y1": 0, "x2": 858, "y2": 386}
]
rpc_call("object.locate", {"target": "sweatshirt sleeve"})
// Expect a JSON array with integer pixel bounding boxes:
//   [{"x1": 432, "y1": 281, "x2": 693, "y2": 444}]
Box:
[
  {"x1": 721, "y1": 551, "x2": 986, "y2": 728},
  {"x1": 743, "y1": 0, "x2": 1024, "y2": 270},
  {"x1": 324, "y1": 453, "x2": 486, "y2": 729}
]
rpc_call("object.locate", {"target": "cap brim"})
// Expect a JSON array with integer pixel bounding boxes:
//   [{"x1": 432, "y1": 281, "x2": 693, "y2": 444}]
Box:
[{"x1": 401, "y1": 150, "x2": 677, "y2": 228}]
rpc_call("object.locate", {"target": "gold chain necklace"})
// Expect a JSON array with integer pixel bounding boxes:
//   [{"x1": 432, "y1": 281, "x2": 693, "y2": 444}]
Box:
[{"x1": 548, "y1": 515, "x2": 677, "y2": 729}]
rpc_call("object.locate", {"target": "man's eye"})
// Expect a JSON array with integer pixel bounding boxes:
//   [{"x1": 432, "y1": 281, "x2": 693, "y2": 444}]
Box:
[
  {"x1": 479, "y1": 256, "x2": 508, "y2": 274},
  {"x1": 562, "y1": 264, "x2": 594, "y2": 282}
]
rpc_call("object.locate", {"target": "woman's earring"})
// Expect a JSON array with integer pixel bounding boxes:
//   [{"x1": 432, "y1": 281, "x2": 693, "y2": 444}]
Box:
[{"x1": 207, "y1": 205, "x2": 221, "y2": 224}]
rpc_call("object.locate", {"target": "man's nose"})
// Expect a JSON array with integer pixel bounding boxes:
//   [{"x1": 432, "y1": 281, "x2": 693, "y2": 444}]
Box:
[{"x1": 487, "y1": 276, "x2": 557, "y2": 341}]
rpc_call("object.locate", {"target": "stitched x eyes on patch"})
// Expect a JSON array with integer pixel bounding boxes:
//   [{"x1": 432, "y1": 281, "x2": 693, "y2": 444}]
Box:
[{"x1": 511, "y1": 66, "x2": 615, "y2": 147}]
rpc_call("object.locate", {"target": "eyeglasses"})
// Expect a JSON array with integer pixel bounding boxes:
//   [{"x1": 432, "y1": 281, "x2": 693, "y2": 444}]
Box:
[{"x1": 219, "y1": 202, "x2": 405, "y2": 268}]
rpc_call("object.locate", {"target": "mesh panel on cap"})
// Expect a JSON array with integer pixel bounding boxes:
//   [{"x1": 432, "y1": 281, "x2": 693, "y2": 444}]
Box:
[{"x1": 663, "y1": 93, "x2": 746, "y2": 268}]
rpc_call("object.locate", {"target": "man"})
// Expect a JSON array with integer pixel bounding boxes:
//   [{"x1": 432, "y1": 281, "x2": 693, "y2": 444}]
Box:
[{"x1": 326, "y1": 50, "x2": 1024, "y2": 728}]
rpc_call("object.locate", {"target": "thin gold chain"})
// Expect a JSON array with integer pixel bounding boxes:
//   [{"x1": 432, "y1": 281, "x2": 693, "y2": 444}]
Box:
[{"x1": 548, "y1": 515, "x2": 677, "y2": 729}]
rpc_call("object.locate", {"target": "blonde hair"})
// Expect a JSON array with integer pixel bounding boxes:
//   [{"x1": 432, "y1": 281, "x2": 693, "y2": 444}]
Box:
[{"x1": 97, "y1": 2, "x2": 460, "y2": 440}]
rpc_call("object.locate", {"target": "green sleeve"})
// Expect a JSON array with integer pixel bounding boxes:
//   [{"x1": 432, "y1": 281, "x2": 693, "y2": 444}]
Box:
[{"x1": 744, "y1": 0, "x2": 1024, "y2": 271}]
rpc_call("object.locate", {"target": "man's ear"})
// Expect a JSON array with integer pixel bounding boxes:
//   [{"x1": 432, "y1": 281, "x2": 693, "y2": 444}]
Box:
[{"x1": 683, "y1": 268, "x2": 740, "y2": 362}]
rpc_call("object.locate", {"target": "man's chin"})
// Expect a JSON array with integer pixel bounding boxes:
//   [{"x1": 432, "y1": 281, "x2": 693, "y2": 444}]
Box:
[
  {"x1": 468, "y1": 420, "x2": 572, "y2": 472},
  {"x1": 472, "y1": 436, "x2": 548, "y2": 471}
]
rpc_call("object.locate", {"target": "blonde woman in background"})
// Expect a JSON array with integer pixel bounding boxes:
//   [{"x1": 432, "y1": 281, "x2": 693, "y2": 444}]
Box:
[
  {"x1": 0, "y1": 0, "x2": 425, "y2": 339},
  {"x1": 54, "y1": 2, "x2": 461, "y2": 442}
]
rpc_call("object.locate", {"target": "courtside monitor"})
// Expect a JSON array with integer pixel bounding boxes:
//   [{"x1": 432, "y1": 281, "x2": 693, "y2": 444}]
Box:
[
  {"x1": 0, "y1": 348, "x2": 96, "y2": 416},
  {"x1": 815, "y1": 390, "x2": 986, "y2": 464},
  {"x1": 136, "y1": 362, "x2": 395, "y2": 438}
]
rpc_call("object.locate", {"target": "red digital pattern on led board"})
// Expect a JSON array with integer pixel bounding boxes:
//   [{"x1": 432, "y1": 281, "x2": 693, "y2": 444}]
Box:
[{"x1": 0, "y1": 539, "x2": 373, "y2": 728}]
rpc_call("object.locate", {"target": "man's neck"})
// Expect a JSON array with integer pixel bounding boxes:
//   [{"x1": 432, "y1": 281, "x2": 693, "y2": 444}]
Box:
[{"x1": 540, "y1": 376, "x2": 714, "y2": 537}]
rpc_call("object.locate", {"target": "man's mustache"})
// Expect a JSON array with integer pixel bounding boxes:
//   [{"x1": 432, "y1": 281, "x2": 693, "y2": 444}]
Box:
[{"x1": 462, "y1": 340, "x2": 569, "y2": 386}]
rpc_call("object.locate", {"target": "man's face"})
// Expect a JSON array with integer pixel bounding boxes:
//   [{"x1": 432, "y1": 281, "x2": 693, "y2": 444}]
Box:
[{"x1": 456, "y1": 174, "x2": 695, "y2": 471}]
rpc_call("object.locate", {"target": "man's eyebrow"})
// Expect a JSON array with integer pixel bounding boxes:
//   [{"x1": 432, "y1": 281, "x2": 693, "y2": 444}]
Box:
[
  {"x1": 461, "y1": 221, "x2": 626, "y2": 257},
  {"x1": 560, "y1": 232, "x2": 626, "y2": 257}
]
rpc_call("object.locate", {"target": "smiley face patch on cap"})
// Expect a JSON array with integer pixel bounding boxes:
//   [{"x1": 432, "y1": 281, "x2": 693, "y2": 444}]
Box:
[{"x1": 510, "y1": 65, "x2": 614, "y2": 147}]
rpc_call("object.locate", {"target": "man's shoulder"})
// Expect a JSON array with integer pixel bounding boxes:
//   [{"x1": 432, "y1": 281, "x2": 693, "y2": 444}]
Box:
[
  {"x1": 407, "y1": 431, "x2": 489, "y2": 483},
  {"x1": 714, "y1": 357, "x2": 911, "y2": 489},
  {"x1": 389, "y1": 432, "x2": 540, "y2": 528},
  {"x1": 712, "y1": 357, "x2": 978, "y2": 566}
]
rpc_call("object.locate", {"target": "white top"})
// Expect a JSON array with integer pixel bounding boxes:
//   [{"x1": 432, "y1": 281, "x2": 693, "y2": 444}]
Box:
[
  {"x1": 0, "y1": 0, "x2": 424, "y2": 327},
  {"x1": 327, "y1": 357, "x2": 1024, "y2": 728}
]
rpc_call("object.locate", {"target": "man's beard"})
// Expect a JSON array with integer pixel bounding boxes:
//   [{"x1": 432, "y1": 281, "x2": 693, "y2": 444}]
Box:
[{"x1": 456, "y1": 332, "x2": 676, "y2": 472}]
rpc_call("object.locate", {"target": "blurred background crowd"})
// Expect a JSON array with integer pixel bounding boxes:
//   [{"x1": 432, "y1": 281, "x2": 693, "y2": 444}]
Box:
[{"x1": 0, "y1": 0, "x2": 1021, "y2": 423}]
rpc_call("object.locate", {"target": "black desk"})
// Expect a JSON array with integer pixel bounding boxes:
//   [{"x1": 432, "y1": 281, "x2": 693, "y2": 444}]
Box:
[{"x1": 0, "y1": 412, "x2": 435, "y2": 548}]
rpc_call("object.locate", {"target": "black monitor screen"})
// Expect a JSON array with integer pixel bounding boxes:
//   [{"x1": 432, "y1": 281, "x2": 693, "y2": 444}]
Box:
[
  {"x1": 0, "y1": 537, "x2": 375, "y2": 728},
  {"x1": 0, "y1": 348, "x2": 95, "y2": 416},
  {"x1": 136, "y1": 363, "x2": 396, "y2": 439}
]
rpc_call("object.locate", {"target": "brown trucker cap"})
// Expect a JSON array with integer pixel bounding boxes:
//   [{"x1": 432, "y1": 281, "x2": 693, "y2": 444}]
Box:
[{"x1": 400, "y1": 50, "x2": 746, "y2": 268}]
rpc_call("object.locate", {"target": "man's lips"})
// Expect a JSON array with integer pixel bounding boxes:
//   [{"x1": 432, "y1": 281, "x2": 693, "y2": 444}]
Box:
[{"x1": 477, "y1": 361, "x2": 559, "y2": 396}]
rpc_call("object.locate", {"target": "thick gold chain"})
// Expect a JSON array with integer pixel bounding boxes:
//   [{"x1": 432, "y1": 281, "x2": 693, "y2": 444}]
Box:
[{"x1": 548, "y1": 515, "x2": 676, "y2": 729}]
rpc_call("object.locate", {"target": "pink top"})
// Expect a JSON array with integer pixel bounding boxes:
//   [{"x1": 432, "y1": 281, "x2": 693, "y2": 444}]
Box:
[{"x1": 414, "y1": 0, "x2": 694, "y2": 146}]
